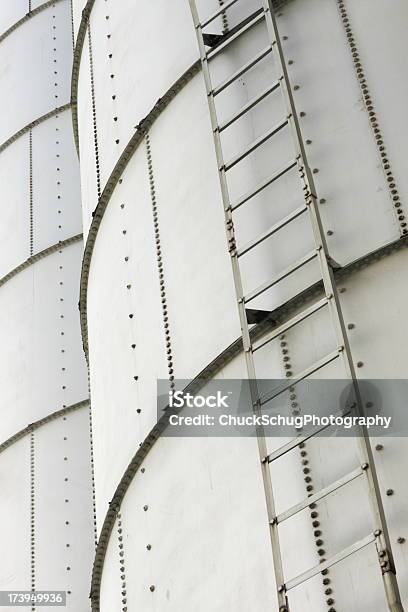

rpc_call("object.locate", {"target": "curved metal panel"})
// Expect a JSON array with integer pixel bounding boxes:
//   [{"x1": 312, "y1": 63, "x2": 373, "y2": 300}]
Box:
[
  {"x1": 78, "y1": 61, "x2": 200, "y2": 353},
  {"x1": 0, "y1": 2, "x2": 72, "y2": 144},
  {"x1": 86, "y1": 74, "x2": 241, "y2": 524},
  {"x1": 32, "y1": 110, "x2": 82, "y2": 251},
  {"x1": 117, "y1": 436, "x2": 277, "y2": 612},
  {"x1": 34, "y1": 409, "x2": 94, "y2": 611},
  {"x1": 87, "y1": 143, "x2": 166, "y2": 526},
  {"x1": 278, "y1": 0, "x2": 403, "y2": 261},
  {"x1": 0, "y1": 1, "x2": 28, "y2": 36},
  {"x1": 0, "y1": 439, "x2": 31, "y2": 593},
  {"x1": 0, "y1": 242, "x2": 88, "y2": 445},
  {"x1": 79, "y1": 0, "x2": 198, "y2": 188},
  {"x1": 0, "y1": 110, "x2": 82, "y2": 275},
  {"x1": 0, "y1": 135, "x2": 30, "y2": 276},
  {"x1": 146, "y1": 74, "x2": 239, "y2": 376}
]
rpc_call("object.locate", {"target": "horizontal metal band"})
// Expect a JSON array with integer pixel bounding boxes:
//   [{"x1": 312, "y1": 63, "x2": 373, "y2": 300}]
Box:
[
  {"x1": 0, "y1": 398, "x2": 89, "y2": 455},
  {"x1": 0, "y1": 0, "x2": 65, "y2": 46},
  {"x1": 0, "y1": 103, "x2": 71, "y2": 154},
  {"x1": 0, "y1": 234, "x2": 82, "y2": 290}
]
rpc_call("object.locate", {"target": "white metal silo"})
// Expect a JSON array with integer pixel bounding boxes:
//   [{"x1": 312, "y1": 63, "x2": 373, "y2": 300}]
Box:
[
  {"x1": 73, "y1": 1, "x2": 408, "y2": 611},
  {"x1": 0, "y1": 1, "x2": 94, "y2": 610}
]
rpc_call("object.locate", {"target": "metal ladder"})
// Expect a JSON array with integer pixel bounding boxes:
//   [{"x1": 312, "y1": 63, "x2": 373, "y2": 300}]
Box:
[{"x1": 188, "y1": 1, "x2": 404, "y2": 610}]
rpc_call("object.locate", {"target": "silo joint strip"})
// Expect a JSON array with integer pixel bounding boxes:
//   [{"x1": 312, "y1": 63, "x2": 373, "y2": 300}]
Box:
[{"x1": 336, "y1": 0, "x2": 407, "y2": 236}]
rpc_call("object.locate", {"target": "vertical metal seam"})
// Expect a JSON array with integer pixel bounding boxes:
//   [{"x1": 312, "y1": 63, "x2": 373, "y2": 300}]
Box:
[
  {"x1": 85, "y1": 18, "x2": 99, "y2": 553},
  {"x1": 30, "y1": 431, "x2": 36, "y2": 612},
  {"x1": 279, "y1": 337, "x2": 337, "y2": 612},
  {"x1": 103, "y1": 0, "x2": 121, "y2": 147},
  {"x1": 29, "y1": 130, "x2": 34, "y2": 257},
  {"x1": 69, "y1": 0, "x2": 75, "y2": 53},
  {"x1": 217, "y1": 0, "x2": 229, "y2": 33},
  {"x1": 88, "y1": 399, "x2": 98, "y2": 548},
  {"x1": 87, "y1": 23, "x2": 101, "y2": 200},
  {"x1": 145, "y1": 133, "x2": 175, "y2": 392},
  {"x1": 116, "y1": 513, "x2": 127, "y2": 611},
  {"x1": 336, "y1": 0, "x2": 407, "y2": 236}
]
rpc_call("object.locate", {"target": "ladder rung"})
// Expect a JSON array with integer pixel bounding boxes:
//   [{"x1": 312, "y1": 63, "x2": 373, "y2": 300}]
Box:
[
  {"x1": 231, "y1": 159, "x2": 297, "y2": 211},
  {"x1": 259, "y1": 349, "x2": 342, "y2": 407},
  {"x1": 244, "y1": 250, "x2": 317, "y2": 303},
  {"x1": 207, "y1": 10, "x2": 266, "y2": 59},
  {"x1": 253, "y1": 297, "x2": 328, "y2": 353},
  {"x1": 264, "y1": 408, "x2": 350, "y2": 464},
  {"x1": 218, "y1": 81, "x2": 280, "y2": 133},
  {"x1": 274, "y1": 466, "x2": 364, "y2": 525},
  {"x1": 200, "y1": 0, "x2": 241, "y2": 28},
  {"x1": 285, "y1": 533, "x2": 376, "y2": 591},
  {"x1": 213, "y1": 45, "x2": 272, "y2": 96},
  {"x1": 238, "y1": 205, "x2": 308, "y2": 258},
  {"x1": 225, "y1": 119, "x2": 288, "y2": 172}
]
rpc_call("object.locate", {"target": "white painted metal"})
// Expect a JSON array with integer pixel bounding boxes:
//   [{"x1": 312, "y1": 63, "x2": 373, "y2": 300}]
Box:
[
  {"x1": 0, "y1": 1, "x2": 93, "y2": 609},
  {"x1": 75, "y1": 0, "x2": 408, "y2": 610},
  {"x1": 0, "y1": 3, "x2": 72, "y2": 143},
  {"x1": 31, "y1": 409, "x2": 94, "y2": 611},
  {"x1": 0, "y1": 440, "x2": 31, "y2": 592},
  {"x1": 0, "y1": 135, "x2": 30, "y2": 276},
  {"x1": 0, "y1": 1, "x2": 28, "y2": 36},
  {"x1": 0, "y1": 245, "x2": 88, "y2": 439},
  {"x1": 76, "y1": 0, "x2": 199, "y2": 224},
  {"x1": 87, "y1": 75, "x2": 239, "y2": 525},
  {"x1": 71, "y1": 0, "x2": 87, "y2": 40},
  {"x1": 32, "y1": 110, "x2": 83, "y2": 252}
]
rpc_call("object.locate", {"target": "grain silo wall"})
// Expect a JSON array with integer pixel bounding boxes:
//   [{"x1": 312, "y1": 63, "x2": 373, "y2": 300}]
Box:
[
  {"x1": 73, "y1": 1, "x2": 408, "y2": 610},
  {"x1": 0, "y1": 2, "x2": 95, "y2": 610}
]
